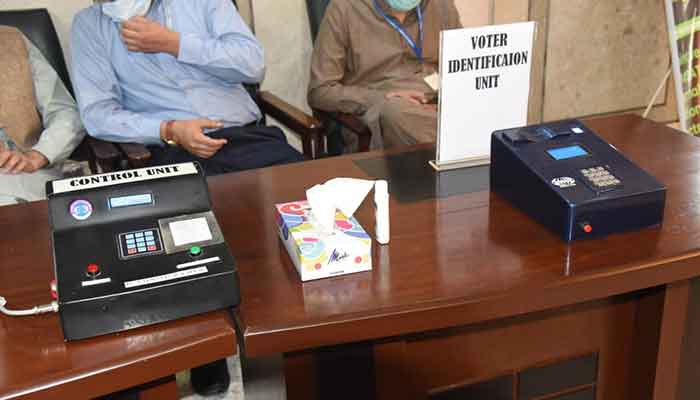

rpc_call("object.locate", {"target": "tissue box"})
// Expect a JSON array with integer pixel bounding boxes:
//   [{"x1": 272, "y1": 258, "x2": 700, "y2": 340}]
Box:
[{"x1": 275, "y1": 201, "x2": 372, "y2": 281}]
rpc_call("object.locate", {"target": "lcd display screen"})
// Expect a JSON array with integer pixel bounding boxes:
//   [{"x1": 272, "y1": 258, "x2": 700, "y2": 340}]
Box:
[
  {"x1": 547, "y1": 145, "x2": 589, "y2": 160},
  {"x1": 109, "y1": 193, "x2": 153, "y2": 209}
]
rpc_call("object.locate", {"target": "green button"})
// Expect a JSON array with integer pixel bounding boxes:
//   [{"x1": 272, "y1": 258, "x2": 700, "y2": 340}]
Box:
[{"x1": 190, "y1": 246, "x2": 202, "y2": 256}]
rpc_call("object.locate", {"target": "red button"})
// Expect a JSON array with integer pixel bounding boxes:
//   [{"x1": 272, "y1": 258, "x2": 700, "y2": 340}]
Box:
[
  {"x1": 87, "y1": 264, "x2": 100, "y2": 274},
  {"x1": 148, "y1": 246, "x2": 157, "y2": 251},
  {"x1": 583, "y1": 224, "x2": 593, "y2": 233},
  {"x1": 128, "y1": 249, "x2": 137, "y2": 255}
]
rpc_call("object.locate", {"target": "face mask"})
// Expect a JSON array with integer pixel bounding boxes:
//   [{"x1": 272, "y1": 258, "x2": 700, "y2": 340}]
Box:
[
  {"x1": 385, "y1": 0, "x2": 421, "y2": 12},
  {"x1": 101, "y1": 0, "x2": 152, "y2": 22}
]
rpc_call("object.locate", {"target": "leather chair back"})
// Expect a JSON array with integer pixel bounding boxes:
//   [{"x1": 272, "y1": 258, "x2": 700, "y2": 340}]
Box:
[
  {"x1": 0, "y1": 9, "x2": 73, "y2": 97},
  {"x1": 306, "y1": 0, "x2": 331, "y2": 41}
]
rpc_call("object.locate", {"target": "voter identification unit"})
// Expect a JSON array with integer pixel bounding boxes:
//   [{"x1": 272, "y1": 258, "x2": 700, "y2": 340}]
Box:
[
  {"x1": 491, "y1": 120, "x2": 666, "y2": 241},
  {"x1": 47, "y1": 162, "x2": 239, "y2": 341}
]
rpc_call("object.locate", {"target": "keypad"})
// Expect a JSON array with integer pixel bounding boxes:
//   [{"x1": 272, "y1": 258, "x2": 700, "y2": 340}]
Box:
[
  {"x1": 580, "y1": 166, "x2": 621, "y2": 191},
  {"x1": 119, "y1": 229, "x2": 163, "y2": 258}
]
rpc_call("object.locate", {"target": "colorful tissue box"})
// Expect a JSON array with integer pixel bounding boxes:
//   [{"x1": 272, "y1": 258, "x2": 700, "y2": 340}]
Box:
[{"x1": 275, "y1": 201, "x2": 372, "y2": 281}]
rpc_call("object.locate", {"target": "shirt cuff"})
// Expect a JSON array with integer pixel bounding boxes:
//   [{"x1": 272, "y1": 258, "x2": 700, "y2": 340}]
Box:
[
  {"x1": 33, "y1": 131, "x2": 64, "y2": 166},
  {"x1": 142, "y1": 118, "x2": 165, "y2": 146},
  {"x1": 32, "y1": 142, "x2": 60, "y2": 167},
  {"x1": 178, "y1": 33, "x2": 205, "y2": 65}
]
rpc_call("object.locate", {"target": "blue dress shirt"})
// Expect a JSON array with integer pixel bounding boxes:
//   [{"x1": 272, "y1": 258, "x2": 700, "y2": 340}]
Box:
[{"x1": 71, "y1": 0, "x2": 264, "y2": 145}]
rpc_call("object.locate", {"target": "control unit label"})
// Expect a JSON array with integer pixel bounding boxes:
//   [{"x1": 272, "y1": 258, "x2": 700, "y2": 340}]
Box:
[{"x1": 51, "y1": 162, "x2": 198, "y2": 194}]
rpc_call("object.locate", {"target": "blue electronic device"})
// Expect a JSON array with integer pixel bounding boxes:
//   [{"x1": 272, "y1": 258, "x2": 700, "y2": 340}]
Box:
[{"x1": 490, "y1": 120, "x2": 666, "y2": 241}]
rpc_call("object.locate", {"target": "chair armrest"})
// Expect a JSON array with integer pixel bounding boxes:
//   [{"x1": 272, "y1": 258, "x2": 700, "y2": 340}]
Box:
[
  {"x1": 258, "y1": 91, "x2": 322, "y2": 134},
  {"x1": 84, "y1": 136, "x2": 121, "y2": 173},
  {"x1": 258, "y1": 91, "x2": 325, "y2": 159},
  {"x1": 315, "y1": 110, "x2": 371, "y2": 153},
  {"x1": 117, "y1": 143, "x2": 151, "y2": 169},
  {"x1": 334, "y1": 113, "x2": 371, "y2": 136},
  {"x1": 85, "y1": 136, "x2": 120, "y2": 161}
]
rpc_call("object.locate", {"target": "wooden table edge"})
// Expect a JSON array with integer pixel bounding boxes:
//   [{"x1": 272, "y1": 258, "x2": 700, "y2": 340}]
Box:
[
  {"x1": 241, "y1": 252, "x2": 700, "y2": 356},
  {"x1": 0, "y1": 312, "x2": 237, "y2": 400}
]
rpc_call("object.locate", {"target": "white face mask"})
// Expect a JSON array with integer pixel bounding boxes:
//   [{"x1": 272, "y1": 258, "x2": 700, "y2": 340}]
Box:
[{"x1": 101, "y1": 0, "x2": 153, "y2": 22}]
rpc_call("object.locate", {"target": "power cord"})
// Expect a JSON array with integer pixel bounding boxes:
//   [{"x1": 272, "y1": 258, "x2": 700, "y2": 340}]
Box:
[
  {"x1": 0, "y1": 295, "x2": 58, "y2": 317},
  {"x1": 643, "y1": 67, "x2": 672, "y2": 119}
]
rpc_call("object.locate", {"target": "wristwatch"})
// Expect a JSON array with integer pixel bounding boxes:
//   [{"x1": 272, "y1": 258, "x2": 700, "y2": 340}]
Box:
[{"x1": 162, "y1": 120, "x2": 178, "y2": 146}]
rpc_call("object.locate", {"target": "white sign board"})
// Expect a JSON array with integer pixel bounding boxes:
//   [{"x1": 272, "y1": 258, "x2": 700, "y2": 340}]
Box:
[{"x1": 434, "y1": 22, "x2": 535, "y2": 169}]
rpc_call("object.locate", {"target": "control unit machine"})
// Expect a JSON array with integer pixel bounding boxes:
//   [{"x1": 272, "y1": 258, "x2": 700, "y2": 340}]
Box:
[{"x1": 47, "y1": 162, "x2": 238, "y2": 340}]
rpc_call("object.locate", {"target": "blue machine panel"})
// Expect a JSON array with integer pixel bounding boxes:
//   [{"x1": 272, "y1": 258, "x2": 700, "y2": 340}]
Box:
[{"x1": 109, "y1": 193, "x2": 153, "y2": 209}]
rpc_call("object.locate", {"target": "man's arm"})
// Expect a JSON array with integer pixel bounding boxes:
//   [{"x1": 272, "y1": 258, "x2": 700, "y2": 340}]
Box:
[
  {"x1": 0, "y1": 35, "x2": 84, "y2": 175},
  {"x1": 178, "y1": 0, "x2": 265, "y2": 84},
  {"x1": 308, "y1": 2, "x2": 385, "y2": 115},
  {"x1": 121, "y1": 0, "x2": 264, "y2": 84},
  {"x1": 70, "y1": 10, "x2": 164, "y2": 145},
  {"x1": 27, "y1": 38, "x2": 84, "y2": 167}
]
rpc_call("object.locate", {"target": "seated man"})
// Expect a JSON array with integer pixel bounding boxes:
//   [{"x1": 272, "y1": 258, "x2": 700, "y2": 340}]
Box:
[
  {"x1": 71, "y1": 0, "x2": 302, "y2": 395},
  {"x1": 71, "y1": 0, "x2": 303, "y2": 178},
  {"x1": 0, "y1": 26, "x2": 84, "y2": 206},
  {"x1": 308, "y1": 0, "x2": 462, "y2": 149}
]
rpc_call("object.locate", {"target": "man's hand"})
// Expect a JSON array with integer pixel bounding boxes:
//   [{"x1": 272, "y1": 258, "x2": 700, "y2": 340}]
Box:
[
  {"x1": 164, "y1": 119, "x2": 227, "y2": 159},
  {"x1": 0, "y1": 147, "x2": 49, "y2": 175},
  {"x1": 385, "y1": 90, "x2": 429, "y2": 106},
  {"x1": 121, "y1": 17, "x2": 180, "y2": 56}
]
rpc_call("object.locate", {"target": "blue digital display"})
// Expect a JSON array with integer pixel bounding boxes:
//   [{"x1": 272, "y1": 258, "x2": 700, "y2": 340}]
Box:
[
  {"x1": 547, "y1": 145, "x2": 589, "y2": 160},
  {"x1": 109, "y1": 193, "x2": 153, "y2": 209}
]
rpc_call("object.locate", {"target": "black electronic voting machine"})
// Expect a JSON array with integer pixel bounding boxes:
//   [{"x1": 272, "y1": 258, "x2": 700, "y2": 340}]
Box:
[
  {"x1": 47, "y1": 162, "x2": 239, "y2": 341},
  {"x1": 490, "y1": 120, "x2": 666, "y2": 241}
]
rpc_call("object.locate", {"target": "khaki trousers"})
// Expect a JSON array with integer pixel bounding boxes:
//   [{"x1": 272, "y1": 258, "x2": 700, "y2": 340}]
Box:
[{"x1": 362, "y1": 97, "x2": 438, "y2": 150}]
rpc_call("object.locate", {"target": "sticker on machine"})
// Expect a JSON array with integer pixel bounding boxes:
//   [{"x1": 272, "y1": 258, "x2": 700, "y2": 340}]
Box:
[
  {"x1": 124, "y1": 266, "x2": 209, "y2": 289},
  {"x1": 170, "y1": 217, "x2": 213, "y2": 246},
  {"x1": 551, "y1": 177, "x2": 577, "y2": 188}
]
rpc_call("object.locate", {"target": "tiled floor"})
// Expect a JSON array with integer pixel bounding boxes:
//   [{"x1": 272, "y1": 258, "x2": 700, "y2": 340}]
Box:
[{"x1": 177, "y1": 355, "x2": 286, "y2": 400}]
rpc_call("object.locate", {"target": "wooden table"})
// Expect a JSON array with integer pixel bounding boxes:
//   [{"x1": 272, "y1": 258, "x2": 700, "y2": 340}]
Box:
[
  {"x1": 207, "y1": 114, "x2": 700, "y2": 400},
  {"x1": 0, "y1": 203, "x2": 237, "y2": 399}
]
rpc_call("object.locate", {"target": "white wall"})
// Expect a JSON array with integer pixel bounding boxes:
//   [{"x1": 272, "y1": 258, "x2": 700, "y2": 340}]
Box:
[{"x1": 251, "y1": 0, "x2": 313, "y2": 150}]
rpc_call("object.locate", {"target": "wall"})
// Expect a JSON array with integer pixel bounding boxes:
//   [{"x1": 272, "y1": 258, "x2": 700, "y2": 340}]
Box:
[
  {"x1": 451, "y1": 0, "x2": 677, "y2": 124},
  {"x1": 250, "y1": 0, "x2": 313, "y2": 150}
]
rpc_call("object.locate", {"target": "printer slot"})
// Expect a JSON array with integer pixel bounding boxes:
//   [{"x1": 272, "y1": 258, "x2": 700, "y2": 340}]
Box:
[{"x1": 504, "y1": 130, "x2": 532, "y2": 144}]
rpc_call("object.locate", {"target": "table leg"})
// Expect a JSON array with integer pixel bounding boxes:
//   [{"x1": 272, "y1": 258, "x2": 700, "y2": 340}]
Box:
[
  {"x1": 284, "y1": 344, "x2": 376, "y2": 400},
  {"x1": 284, "y1": 351, "x2": 319, "y2": 400},
  {"x1": 653, "y1": 280, "x2": 690, "y2": 400}
]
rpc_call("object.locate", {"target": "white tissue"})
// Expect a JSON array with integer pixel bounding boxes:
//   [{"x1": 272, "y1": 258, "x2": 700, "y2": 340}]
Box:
[{"x1": 306, "y1": 178, "x2": 376, "y2": 233}]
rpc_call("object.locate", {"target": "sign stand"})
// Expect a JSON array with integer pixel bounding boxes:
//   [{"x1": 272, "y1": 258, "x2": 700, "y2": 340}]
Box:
[
  {"x1": 431, "y1": 22, "x2": 536, "y2": 172},
  {"x1": 428, "y1": 156, "x2": 490, "y2": 172}
]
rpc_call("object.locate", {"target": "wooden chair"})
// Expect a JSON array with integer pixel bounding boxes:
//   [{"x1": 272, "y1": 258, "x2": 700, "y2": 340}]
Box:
[
  {"x1": 306, "y1": 0, "x2": 372, "y2": 155},
  {"x1": 0, "y1": 8, "x2": 122, "y2": 173}
]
